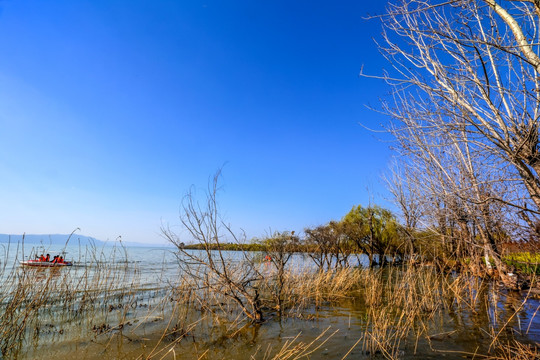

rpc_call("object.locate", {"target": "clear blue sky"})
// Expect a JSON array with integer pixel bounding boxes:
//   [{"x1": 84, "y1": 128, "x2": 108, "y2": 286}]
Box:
[{"x1": 0, "y1": 0, "x2": 392, "y2": 244}]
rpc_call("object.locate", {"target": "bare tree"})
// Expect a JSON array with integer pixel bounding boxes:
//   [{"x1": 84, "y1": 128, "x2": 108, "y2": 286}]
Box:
[
  {"x1": 304, "y1": 223, "x2": 352, "y2": 271},
  {"x1": 263, "y1": 231, "x2": 299, "y2": 315},
  {"x1": 384, "y1": 161, "x2": 422, "y2": 258},
  {"x1": 386, "y1": 119, "x2": 513, "y2": 272},
  {"x1": 371, "y1": 0, "x2": 540, "y2": 280},
  {"x1": 374, "y1": 0, "x2": 540, "y2": 216},
  {"x1": 162, "y1": 170, "x2": 265, "y2": 323},
  {"x1": 305, "y1": 225, "x2": 337, "y2": 271}
]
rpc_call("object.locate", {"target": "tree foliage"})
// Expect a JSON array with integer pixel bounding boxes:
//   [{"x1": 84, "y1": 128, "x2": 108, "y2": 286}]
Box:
[{"x1": 342, "y1": 205, "x2": 400, "y2": 267}]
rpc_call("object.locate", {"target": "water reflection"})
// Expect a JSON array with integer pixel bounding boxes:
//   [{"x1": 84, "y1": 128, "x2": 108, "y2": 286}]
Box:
[{"x1": 0, "y1": 245, "x2": 538, "y2": 359}]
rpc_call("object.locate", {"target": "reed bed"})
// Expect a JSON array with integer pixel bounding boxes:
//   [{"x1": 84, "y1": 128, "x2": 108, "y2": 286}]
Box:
[
  {"x1": 488, "y1": 339, "x2": 540, "y2": 360},
  {"x1": 144, "y1": 258, "x2": 536, "y2": 359},
  {"x1": 0, "y1": 243, "x2": 172, "y2": 359},
  {"x1": 351, "y1": 264, "x2": 539, "y2": 359},
  {"x1": 257, "y1": 326, "x2": 339, "y2": 360},
  {"x1": 1, "y1": 245, "x2": 538, "y2": 359}
]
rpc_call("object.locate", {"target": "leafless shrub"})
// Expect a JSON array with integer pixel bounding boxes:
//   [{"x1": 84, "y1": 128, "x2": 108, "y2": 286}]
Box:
[
  {"x1": 367, "y1": 0, "x2": 540, "y2": 281},
  {"x1": 162, "y1": 170, "x2": 265, "y2": 323},
  {"x1": 262, "y1": 231, "x2": 299, "y2": 316}
]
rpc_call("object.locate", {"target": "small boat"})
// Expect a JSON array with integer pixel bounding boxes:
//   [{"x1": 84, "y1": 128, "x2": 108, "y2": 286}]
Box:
[{"x1": 20, "y1": 260, "x2": 73, "y2": 267}]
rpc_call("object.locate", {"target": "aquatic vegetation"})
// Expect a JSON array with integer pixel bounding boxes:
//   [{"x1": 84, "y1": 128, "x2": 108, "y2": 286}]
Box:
[
  {"x1": 489, "y1": 339, "x2": 540, "y2": 360},
  {"x1": 256, "y1": 327, "x2": 339, "y2": 360},
  {"x1": 504, "y1": 252, "x2": 540, "y2": 275},
  {"x1": 0, "y1": 242, "x2": 163, "y2": 359},
  {"x1": 0, "y1": 235, "x2": 538, "y2": 360}
]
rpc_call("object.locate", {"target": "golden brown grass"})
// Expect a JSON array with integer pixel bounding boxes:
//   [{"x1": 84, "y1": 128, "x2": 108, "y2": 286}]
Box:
[
  {"x1": 488, "y1": 339, "x2": 540, "y2": 360},
  {"x1": 1, "y1": 247, "x2": 538, "y2": 360},
  {"x1": 0, "y1": 244, "x2": 153, "y2": 358}
]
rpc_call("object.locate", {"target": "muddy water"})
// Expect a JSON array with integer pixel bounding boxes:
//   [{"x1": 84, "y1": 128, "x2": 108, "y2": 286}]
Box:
[
  {"x1": 24, "y1": 294, "x2": 539, "y2": 360},
  {"x1": 2, "y1": 245, "x2": 539, "y2": 359}
]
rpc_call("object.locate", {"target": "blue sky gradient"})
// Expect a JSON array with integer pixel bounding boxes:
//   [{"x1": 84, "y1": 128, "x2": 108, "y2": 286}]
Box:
[{"x1": 0, "y1": 0, "x2": 392, "y2": 244}]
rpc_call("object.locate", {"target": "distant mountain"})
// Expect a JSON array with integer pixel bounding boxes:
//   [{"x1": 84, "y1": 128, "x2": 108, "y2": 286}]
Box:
[
  {"x1": 0, "y1": 234, "x2": 107, "y2": 247},
  {"x1": 0, "y1": 234, "x2": 172, "y2": 248}
]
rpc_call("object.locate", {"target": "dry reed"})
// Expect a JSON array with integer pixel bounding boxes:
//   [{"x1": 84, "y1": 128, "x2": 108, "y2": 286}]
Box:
[{"x1": 2, "y1": 244, "x2": 538, "y2": 360}]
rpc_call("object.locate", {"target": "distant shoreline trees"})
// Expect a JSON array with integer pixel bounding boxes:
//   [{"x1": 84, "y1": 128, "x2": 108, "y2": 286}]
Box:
[{"x1": 182, "y1": 204, "x2": 405, "y2": 270}]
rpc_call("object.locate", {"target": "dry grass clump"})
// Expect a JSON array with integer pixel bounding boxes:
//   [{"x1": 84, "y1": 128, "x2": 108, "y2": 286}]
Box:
[
  {"x1": 125, "y1": 257, "x2": 539, "y2": 360},
  {"x1": 252, "y1": 327, "x2": 339, "y2": 360},
  {"x1": 0, "y1": 243, "x2": 154, "y2": 359},
  {"x1": 488, "y1": 339, "x2": 540, "y2": 360},
  {"x1": 3, "y1": 240, "x2": 537, "y2": 360},
  {"x1": 346, "y1": 262, "x2": 536, "y2": 360},
  {"x1": 158, "y1": 257, "x2": 537, "y2": 359},
  {"x1": 278, "y1": 266, "x2": 364, "y2": 311},
  {"x1": 162, "y1": 261, "x2": 366, "y2": 328},
  {"x1": 354, "y1": 265, "x2": 439, "y2": 359}
]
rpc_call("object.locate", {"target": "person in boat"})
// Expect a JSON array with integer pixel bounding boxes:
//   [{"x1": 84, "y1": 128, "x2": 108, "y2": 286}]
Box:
[
  {"x1": 39, "y1": 254, "x2": 45, "y2": 262},
  {"x1": 45, "y1": 254, "x2": 50, "y2": 262},
  {"x1": 52, "y1": 255, "x2": 58, "y2": 264},
  {"x1": 58, "y1": 256, "x2": 64, "y2": 264}
]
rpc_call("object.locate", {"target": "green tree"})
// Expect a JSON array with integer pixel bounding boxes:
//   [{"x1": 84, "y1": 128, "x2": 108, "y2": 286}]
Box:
[{"x1": 342, "y1": 205, "x2": 400, "y2": 267}]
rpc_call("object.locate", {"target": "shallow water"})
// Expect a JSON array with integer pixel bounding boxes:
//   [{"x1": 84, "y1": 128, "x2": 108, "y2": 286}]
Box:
[
  {"x1": 1, "y1": 244, "x2": 538, "y2": 359},
  {"x1": 23, "y1": 298, "x2": 539, "y2": 360}
]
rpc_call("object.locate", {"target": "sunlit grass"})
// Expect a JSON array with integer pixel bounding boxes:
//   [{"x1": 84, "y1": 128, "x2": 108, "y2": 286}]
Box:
[
  {"x1": 503, "y1": 252, "x2": 540, "y2": 275},
  {"x1": 0, "y1": 247, "x2": 538, "y2": 359}
]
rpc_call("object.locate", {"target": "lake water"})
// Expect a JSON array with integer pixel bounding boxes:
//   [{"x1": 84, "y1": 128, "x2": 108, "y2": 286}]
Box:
[
  {"x1": 0, "y1": 243, "x2": 538, "y2": 359},
  {"x1": 0, "y1": 242, "x2": 179, "y2": 286}
]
